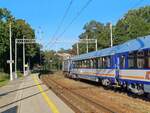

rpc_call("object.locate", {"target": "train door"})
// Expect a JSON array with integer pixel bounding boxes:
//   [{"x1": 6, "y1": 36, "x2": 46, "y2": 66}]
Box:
[
  {"x1": 115, "y1": 55, "x2": 120, "y2": 80},
  {"x1": 116, "y1": 54, "x2": 127, "y2": 85}
]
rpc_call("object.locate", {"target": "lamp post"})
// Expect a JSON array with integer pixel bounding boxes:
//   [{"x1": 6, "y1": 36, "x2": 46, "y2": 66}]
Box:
[
  {"x1": 9, "y1": 23, "x2": 13, "y2": 81},
  {"x1": 76, "y1": 43, "x2": 79, "y2": 55},
  {"x1": 23, "y1": 36, "x2": 26, "y2": 76},
  {"x1": 110, "y1": 23, "x2": 113, "y2": 47}
]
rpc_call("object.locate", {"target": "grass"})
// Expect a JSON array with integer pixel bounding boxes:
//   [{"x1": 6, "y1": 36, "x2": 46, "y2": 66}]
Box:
[
  {"x1": 17, "y1": 71, "x2": 23, "y2": 78},
  {"x1": 0, "y1": 72, "x2": 9, "y2": 87},
  {"x1": 0, "y1": 71, "x2": 23, "y2": 87}
]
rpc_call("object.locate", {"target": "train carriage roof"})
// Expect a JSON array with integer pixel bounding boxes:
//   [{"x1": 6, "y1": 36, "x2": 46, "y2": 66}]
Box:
[{"x1": 71, "y1": 35, "x2": 150, "y2": 61}]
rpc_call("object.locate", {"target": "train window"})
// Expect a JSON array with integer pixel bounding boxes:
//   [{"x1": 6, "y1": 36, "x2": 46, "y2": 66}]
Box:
[
  {"x1": 78, "y1": 61, "x2": 81, "y2": 68},
  {"x1": 144, "y1": 50, "x2": 150, "y2": 69},
  {"x1": 98, "y1": 57, "x2": 103, "y2": 68},
  {"x1": 82, "y1": 60, "x2": 84, "y2": 68},
  {"x1": 88, "y1": 60, "x2": 91, "y2": 68},
  {"x1": 82, "y1": 61, "x2": 84, "y2": 68},
  {"x1": 147, "y1": 50, "x2": 150, "y2": 68},
  {"x1": 102, "y1": 57, "x2": 106, "y2": 68},
  {"x1": 73, "y1": 62, "x2": 75, "y2": 68},
  {"x1": 75, "y1": 61, "x2": 77, "y2": 68},
  {"x1": 137, "y1": 51, "x2": 145, "y2": 68},
  {"x1": 82, "y1": 61, "x2": 83, "y2": 68},
  {"x1": 85, "y1": 60, "x2": 89, "y2": 68},
  {"x1": 128, "y1": 52, "x2": 136, "y2": 69},
  {"x1": 75, "y1": 61, "x2": 78, "y2": 68},
  {"x1": 72, "y1": 62, "x2": 75, "y2": 68},
  {"x1": 148, "y1": 57, "x2": 150, "y2": 68},
  {"x1": 84, "y1": 60, "x2": 86, "y2": 68},
  {"x1": 120, "y1": 55, "x2": 126, "y2": 69},
  {"x1": 75, "y1": 62, "x2": 77, "y2": 68},
  {"x1": 79, "y1": 61, "x2": 81, "y2": 68},
  {"x1": 93, "y1": 58, "x2": 98, "y2": 69},
  {"x1": 90, "y1": 59, "x2": 94, "y2": 68},
  {"x1": 106, "y1": 57, "x2": 111, "y2": 68},
  {"x1": 102, "y1": 56, "x2": 111, "y2": 68}
]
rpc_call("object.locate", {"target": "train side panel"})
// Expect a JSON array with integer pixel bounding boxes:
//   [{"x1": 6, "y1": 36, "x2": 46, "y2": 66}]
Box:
[{"x1": 70, "y1": 68, "x2": 116, "y2": 83}]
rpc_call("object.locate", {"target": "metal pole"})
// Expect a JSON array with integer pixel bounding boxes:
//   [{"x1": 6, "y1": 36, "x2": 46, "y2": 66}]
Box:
[
  {"x1": 77, "y1": 43, "x2": 79, "y2": 55},
  {"x1": 23, "y1": 36, "x2": 25, "y2": 76},
  {"x1": 9, "y1": 23, "x2": 13, "y2": 81},
  {"x1": 95, "y1": 39, "x2": 97, "y2": 51},
  {"x1": 39, "y1": 28, "x2": 42, "y2": 66},
  {"x1": 110, "y1": 23, "x2": 113, "y2": 47},
  {"x1": 15, "y1": 39, "x2": 17, "y2": 78},
  {"x1": 86, "y1": 35, "x2": 88, "y2": 53}
]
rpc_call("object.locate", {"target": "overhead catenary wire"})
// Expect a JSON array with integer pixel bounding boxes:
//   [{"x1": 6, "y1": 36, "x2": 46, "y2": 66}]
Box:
[
  {"x1": 57, "y1": 0, "x2": 93, "y2": 39},
  {"x1": 45, "y1": 0, "x2": 74, "y2": 49},
  {"x1": 51, "y1": 0, "x2": 74, "y2": 40},
  {"x1": 47, "y1": 0, "x2": 143, "y2": 51},
  {"x1": 47, "y1": 0, "x2": 93, "y2": 49}
]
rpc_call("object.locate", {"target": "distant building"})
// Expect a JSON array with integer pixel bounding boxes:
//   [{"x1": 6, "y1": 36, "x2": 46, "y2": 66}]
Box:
[{"x1": 55, "y1": 53, "x2": 72, "y2": 60}]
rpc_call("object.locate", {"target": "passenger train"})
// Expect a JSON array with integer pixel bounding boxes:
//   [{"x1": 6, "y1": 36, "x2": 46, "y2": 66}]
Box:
[{"x1": 62, "y1": 35, "x2": 150, "y2": 97}]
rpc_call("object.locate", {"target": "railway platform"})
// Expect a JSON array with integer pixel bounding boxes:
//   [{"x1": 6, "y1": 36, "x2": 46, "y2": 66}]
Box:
[{"x1": 0, "y1": 74, "x2": 74, "y2": 113}]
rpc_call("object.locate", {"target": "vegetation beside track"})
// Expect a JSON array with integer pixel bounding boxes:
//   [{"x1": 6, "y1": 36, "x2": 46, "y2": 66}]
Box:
[
  {"x1": 0, "y1": 72, "x2": 9, "y2": 87},
  {"x1": 0, "y1": 71, "x2": 23, "y2": 87}
]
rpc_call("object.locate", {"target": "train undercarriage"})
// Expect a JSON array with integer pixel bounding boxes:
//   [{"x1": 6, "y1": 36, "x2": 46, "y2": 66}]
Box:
[{"x1": 64, "y1": 72, "x2": 150, "y2": 99}]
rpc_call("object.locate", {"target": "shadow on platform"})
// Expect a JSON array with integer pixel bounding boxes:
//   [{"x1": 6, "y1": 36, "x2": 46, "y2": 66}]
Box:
[
  {"x1": 1, "y1": 106, "x2": 18, "y2": 113},
  {"x1": 0, "y1": 83, "x2": 43, "y2": 97},
  {"x1": 0, "y1": 89, "x2": 48, "y2": 109}
]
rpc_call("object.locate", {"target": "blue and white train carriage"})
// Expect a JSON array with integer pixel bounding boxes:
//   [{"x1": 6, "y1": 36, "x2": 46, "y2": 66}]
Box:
[{"x1": 63, "y1": 35, "x2": 150, "y2": 96}]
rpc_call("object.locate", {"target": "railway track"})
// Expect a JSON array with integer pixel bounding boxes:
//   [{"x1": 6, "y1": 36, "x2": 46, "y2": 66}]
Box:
[{"x1": 42, "y1": 75, "x2": 116, "y2": 113}]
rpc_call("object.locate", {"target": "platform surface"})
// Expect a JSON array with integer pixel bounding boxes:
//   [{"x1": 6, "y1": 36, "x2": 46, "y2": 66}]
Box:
[{"x1": 0, "y1": 74, "x2": 74, "y2": 113}]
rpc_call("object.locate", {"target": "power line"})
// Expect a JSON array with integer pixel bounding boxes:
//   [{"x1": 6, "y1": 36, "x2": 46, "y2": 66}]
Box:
[
  {"x1": 58, "y1": 0, "x2": 93, "y2": 38},
  {"x1": 45, "y1": 0, "x2": 74, "y2": 48},
  {"x1": 48, "y1": 0, "x2": 93, "y2": 49},
  {"x1": 52, "y1": 0, "x2": 74, "y2": 39}
]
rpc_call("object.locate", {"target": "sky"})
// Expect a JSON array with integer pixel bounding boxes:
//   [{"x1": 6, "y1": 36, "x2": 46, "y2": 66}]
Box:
[{"x1": 0, "y1": 0, "x2": 150, "y2": 51}]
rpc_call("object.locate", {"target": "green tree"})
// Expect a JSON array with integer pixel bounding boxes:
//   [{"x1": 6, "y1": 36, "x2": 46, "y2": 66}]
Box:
[
  {"x1": 72, "y1": 20, "x2": 112, "y2": 54},
  {"x1": 114, "y1": 6, "x2": 150, "y2": 44},
  {"x1": 43, "y1": 50, "x2": 62, "y2": 71},
  {"x1": 71, "y1": 6, "x2": 150, "y2": 55},
  {"x1": 0, "y1": 8, "x2": 40, "y2": 72}
]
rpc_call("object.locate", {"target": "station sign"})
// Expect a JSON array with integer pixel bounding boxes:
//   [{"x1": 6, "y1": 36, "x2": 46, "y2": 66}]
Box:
[{"x1": 7, "y1": 60, "x2": 14, "y2": 64}]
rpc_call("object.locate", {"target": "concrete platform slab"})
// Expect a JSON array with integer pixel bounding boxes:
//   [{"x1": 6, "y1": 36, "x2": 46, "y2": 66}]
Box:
[{"x1": 0, "y1": 74, "x2": 74, "y2": 113}]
